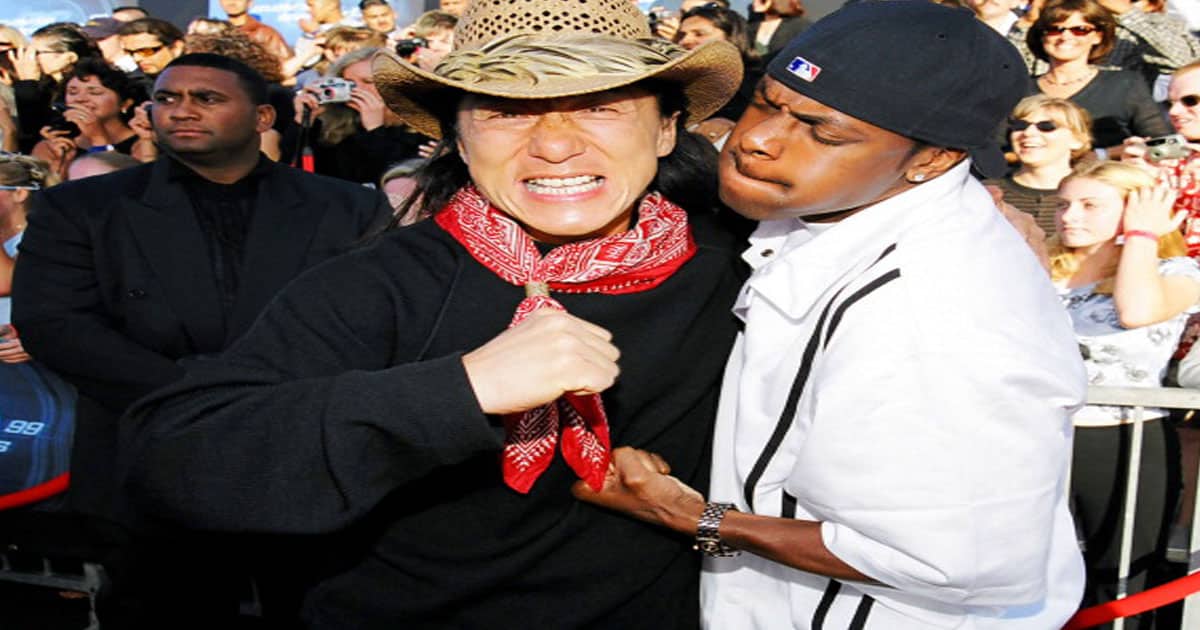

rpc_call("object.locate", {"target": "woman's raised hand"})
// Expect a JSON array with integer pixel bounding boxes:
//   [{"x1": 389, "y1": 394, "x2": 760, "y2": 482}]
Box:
[{"x1": 1123, "y1": 184, "x2": 1183, "y2": 238}]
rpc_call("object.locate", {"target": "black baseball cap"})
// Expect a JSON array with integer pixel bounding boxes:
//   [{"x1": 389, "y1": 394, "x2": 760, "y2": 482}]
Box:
[{"x1": 766, "y1": 1, "x2": 1028, "y2": 178}]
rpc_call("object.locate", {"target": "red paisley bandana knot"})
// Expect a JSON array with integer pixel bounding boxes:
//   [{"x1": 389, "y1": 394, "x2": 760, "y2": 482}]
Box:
[{"x1": 435, "y1": 185, "x2": 696, "y2": 494}]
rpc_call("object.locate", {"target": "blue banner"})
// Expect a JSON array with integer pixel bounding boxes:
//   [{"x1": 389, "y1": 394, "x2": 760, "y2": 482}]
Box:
[{"x1": 0, "y1": 0, "x2": 114, "y2": 37}]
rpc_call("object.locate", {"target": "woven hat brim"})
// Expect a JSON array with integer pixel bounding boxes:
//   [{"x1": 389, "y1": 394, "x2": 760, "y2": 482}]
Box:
[{"x1": 373, "y1": 40, "x2": 744, "y2": 140}]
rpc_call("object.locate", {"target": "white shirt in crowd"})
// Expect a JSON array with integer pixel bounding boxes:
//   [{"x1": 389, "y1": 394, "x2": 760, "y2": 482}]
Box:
[
  {"x1": 1062, "y1": 256, "x2": 1200, "y2": 426},
  {"x1": 702, "y1": 161, "x2": 1087, "y2": 629}
]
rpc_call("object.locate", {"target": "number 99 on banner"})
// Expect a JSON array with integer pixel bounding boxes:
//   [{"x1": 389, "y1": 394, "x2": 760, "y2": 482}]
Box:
[{"x1": 3, "y1": 420, "x2": 45, "y2": 436}]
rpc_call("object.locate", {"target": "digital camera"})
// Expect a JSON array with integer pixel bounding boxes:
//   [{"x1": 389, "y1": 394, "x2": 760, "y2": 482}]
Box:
[
  {"x1": 394, "y1": 37, "x2": 427, "y2": 59},
  {"x1": 47, "y1": 102, "x2": 81, "y2": 137},
  {"x1": 1146, "y1": 133, "x2": 1192, "y2": 162},
  {"x1": 315, "y1": 77, "x2": 356, "y2": 105}
]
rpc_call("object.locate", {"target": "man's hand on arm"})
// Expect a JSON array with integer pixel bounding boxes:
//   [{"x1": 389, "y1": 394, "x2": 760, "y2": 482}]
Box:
[{"x1": 573, "y1": 447, "x2": 872, "y2": 583}]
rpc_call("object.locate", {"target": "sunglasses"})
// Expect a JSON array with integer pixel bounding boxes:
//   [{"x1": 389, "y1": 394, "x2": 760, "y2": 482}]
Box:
[
  {"x1": 1010, "y1": 119, "x2": 1059, "y2": 133},
  {"x1": 0, "y1": 184, "x2": 40, "y2": 191},
  {"x1": 1044, "y1": 25, "x2": 1097, "y2": 37},
  {"x1": 1169, "y1": 94, "x2": 1200, "y2": 108},
  {"x1": 124, "y1": 44, "x2": 165, "y2": 58}
]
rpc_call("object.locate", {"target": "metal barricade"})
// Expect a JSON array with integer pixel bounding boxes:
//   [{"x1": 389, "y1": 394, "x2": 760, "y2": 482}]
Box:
[{"x1": 1085, "y1": 385, "x2": 1200, "y2": 630}]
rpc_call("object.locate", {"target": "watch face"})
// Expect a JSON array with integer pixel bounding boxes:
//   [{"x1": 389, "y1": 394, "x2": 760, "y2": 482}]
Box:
[{"x1": 698, "y1": 539, "x2": 723, "y2": 555}]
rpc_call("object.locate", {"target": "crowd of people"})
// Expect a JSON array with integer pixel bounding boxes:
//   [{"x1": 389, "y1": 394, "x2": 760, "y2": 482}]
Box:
[{"x1": 1, "y1": 0, "x2": 1200, "y2": 628}]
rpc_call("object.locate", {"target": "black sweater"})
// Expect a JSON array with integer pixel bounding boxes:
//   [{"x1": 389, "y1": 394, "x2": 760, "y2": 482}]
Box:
[
  {"x1": 122, "y1": 212, "x2": 745, "y2": 628},
  {"x1": 1032, "y1": 68, "x2": 1170, "y2": 149}
]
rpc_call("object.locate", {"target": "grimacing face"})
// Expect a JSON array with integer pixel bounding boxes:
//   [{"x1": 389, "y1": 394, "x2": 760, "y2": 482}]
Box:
[
  {"x1": 719, "y1": 77, "x2": 925, "y2": 222},
  {"x1": 455, "y1": 87, "x2": 678, "y2": 244}
]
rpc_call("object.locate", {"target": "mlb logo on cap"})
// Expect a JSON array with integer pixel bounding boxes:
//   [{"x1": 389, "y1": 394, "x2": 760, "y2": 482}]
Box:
[{"x1": 786, "y1": 56, "x2": 821, "y2": 82}]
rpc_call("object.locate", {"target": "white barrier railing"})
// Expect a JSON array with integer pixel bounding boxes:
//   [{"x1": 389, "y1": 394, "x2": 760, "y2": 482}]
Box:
[{"x1": 1085, "y1": 385, "x2": 1200, "y2": 630}]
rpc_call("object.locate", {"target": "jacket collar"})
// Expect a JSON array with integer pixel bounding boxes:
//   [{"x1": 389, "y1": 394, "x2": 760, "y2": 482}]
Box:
[
  {"x1": 128, "y1": 156, "x2": 315, "y2": 350},
  {"x1": 738, "y1": 161, "x2": 981, "y2": 320}
]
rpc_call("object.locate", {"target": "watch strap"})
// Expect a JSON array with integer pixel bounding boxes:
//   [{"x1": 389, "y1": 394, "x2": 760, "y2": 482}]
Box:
[{"x1": 694, "y1": 501, "x2": 739, "y2": 557}]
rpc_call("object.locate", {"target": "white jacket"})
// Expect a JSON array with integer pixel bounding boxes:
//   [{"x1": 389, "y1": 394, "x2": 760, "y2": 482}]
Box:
[{"x1": 702, "y1": 162, "x2": 1087, "y2": 629}]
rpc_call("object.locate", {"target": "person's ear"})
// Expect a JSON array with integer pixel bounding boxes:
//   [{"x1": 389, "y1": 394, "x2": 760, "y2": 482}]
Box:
[
  {"x1": 456, "y1": 136, "x2": 469, "y2": 165},
  {"x1": 170, "y1": 40, "x2": 185, "y2": 58},
  {"x1": 656, "y1": 111, "x2": 681, "y2": 157},
  {"x1": 255, "y1": 103, "x2": 276, "y2": 134},
  {"x1": 12, "y1": 187, "x2": 29, "y2": 205},
  {"x1": 903, "y1": 146, "x2": 967, "y2": 184}
]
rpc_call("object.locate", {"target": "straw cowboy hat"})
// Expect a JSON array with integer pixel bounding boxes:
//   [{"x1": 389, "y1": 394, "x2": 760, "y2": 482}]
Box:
[{"x1": 373, "y1": 0, "x2": 744, "y2": 139}]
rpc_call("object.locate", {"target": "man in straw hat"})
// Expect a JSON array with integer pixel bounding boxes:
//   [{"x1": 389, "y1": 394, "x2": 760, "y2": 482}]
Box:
[
  {"x1": 120, "y1": 0, "x2": 747, "y2": 627},
  {"x1": 575, "y1": 2, "x2": 1089, "y2": 628}
]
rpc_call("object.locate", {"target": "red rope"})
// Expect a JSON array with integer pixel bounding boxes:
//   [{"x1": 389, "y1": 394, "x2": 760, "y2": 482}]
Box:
[
  {"x1": 1063, "y1": 571, "x2": 1200, "y2": 629},
  {"x1": 0, "y1": 473, "x2": 69, "y2": 510}
]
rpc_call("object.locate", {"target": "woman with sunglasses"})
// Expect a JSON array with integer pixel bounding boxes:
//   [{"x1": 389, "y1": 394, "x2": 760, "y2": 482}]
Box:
[
  {"x1": 9, "y1": 24, "x2": 102, "y2": 154},
  {"x1": 1051, "y1": 160, "x2": 1200, "y2": 624},
  {"x1": 988, "y1": 95, "x2": 1093, "y2": 232},
  {"x1": 1026, "y1": 0, "x2": 1169, "y2": 159}
]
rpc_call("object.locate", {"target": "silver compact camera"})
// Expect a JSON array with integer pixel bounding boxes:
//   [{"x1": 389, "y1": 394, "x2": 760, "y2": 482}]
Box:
[
  {"x1": 1146, "y1": 133, "x2": 1192, "y2": 162},
  {"x1": 314, "y1": 77, "x2": 356, "y2": 104}
]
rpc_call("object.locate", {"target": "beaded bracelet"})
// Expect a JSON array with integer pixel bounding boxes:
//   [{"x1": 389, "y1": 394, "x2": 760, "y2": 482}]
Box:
[{"x1": 1123, "y1": 230, "x2": 1159, "y2": 242}]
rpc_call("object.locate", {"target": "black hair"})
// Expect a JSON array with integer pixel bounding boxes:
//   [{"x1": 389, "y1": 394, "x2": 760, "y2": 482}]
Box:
[
  {"x1": 390, "y1": 80, "x2": 719, "y2": 228},
  {"x1": 118, "y1": 17, "x2": 184, "y2": 46},
  {"x1": 676, "y1": 5, "x2": 756, "y2": 61},
  {"x1": 67, "y1": 57, "x2": 150, "y2": 120},
  {"x1": 31, "y1": 23, "x2": 102, "y2": 65},
  {"x1": 162, "y1": 52, "x2": 269, "y2": 105},
  {"x1": 360, "y1": 0, "x2": 392, "y2": 9}
]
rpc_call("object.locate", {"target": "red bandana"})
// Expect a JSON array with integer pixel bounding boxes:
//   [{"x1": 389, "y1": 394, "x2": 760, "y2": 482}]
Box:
[{"x1": 436, "y1": 185, "x2": 697, "y2": 494}]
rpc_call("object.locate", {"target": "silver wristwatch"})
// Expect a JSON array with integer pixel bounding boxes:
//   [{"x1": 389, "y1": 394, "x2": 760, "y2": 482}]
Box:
[{"x1": 694, "y1": 501, "x2": 739, "y2": 557}]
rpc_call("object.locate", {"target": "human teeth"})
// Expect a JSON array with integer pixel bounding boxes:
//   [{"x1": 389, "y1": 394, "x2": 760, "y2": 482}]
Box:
[{"x1": 525, "y1": 176, "x2": 603, "y2": 195}]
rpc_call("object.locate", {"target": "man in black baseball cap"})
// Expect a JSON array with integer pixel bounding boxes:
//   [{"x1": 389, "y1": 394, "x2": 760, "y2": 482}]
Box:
[{"x1": 575, "y1": 2, "x2": 1088, "y2": 627}]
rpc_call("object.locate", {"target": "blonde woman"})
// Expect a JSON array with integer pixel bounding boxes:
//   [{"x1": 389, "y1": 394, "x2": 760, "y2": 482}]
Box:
[
  {"x1": 0, "y1": 153, "x2": 75, "y2": 513},
  {"x1": 989, "y1": 95, "x2": 1092, "y2": 232},
  {"x1": 0, "y1": 154, "x2": 57, "y2": 360},
  {"x1": 1053, "y1": 160, "x2": 1200, "y2": 619}
]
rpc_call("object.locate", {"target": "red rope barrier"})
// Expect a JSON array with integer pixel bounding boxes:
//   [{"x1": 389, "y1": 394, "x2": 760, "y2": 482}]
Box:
[
  {"x1": 1063, "y1": 571, "x2": 1200, "y2": 629},
  {"x1": 0, "y1": 473, "x2": 69, "y2": 511}
]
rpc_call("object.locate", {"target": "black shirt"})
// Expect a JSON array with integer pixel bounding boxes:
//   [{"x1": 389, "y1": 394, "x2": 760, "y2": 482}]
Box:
[{"x1": 168, "y1": 155, "x2": 274, "y2": 331}]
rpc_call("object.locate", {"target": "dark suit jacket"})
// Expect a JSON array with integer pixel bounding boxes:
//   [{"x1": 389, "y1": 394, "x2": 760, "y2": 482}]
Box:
[{"x1": 12, "y1": 156, "x2": 391, "y2": 517}]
